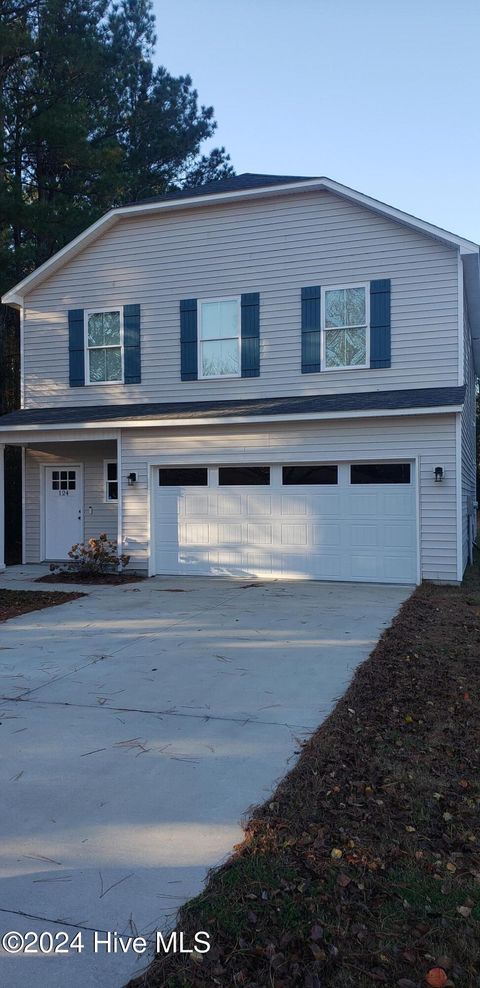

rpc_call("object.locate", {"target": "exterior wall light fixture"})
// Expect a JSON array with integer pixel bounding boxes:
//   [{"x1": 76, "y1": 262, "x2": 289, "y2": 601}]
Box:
[
  {"x1": 434, "y1": 466, "x2": 444, "y2": 483},
  {"x1": 127, "y1": 472, "x2": 137, "y2": 486}
]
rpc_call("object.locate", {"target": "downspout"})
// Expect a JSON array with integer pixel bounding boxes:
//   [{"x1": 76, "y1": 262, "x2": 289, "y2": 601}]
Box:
[{"x1": 117, "y1": 429, "x2": 123, "y2": 568}]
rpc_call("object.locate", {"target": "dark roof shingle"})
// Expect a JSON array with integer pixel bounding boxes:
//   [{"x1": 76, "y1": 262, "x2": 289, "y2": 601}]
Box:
[
  {"x1": 0, "y1": 387, "x2": 465, "y2": 429},
  {"x1": 126, "y1": 173, "x2": 315, "y2": 208}
]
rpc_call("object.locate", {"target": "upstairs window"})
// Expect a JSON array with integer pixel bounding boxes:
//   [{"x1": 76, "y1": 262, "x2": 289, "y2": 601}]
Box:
[
  {"x1": 198, "y1": 298, "x2": 240, "y2": 378},
  {"x1": 86, "y1": 309, "x2": 123, "y2": 383},
  {"x1": 322, "y1": 285, "x2": 369, "y2": 370}
]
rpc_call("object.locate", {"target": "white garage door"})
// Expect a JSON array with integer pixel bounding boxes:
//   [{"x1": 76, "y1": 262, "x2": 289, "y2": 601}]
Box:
[{"x1": 152, "y1": 462, "x2": 417, "y2": 583}]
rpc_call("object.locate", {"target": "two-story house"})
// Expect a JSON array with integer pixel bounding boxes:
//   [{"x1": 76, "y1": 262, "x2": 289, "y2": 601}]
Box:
[{"x1": 0, "y1": 173, "x2": 478, "y2": 584}]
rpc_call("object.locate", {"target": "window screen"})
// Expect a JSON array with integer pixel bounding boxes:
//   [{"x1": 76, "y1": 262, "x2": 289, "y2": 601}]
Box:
[
  {"x1": 218, "y1": 466, "x2": 270, "y2": 485},
  {"x1": 350, "y1": 463, "x2": 411, "y2": 484},
  {"x1": 159, "y1": 467, "x2": 208, "y2": 486},
  {"x1": 282, "y1": 465, "x2": 338, "y2": 485}
]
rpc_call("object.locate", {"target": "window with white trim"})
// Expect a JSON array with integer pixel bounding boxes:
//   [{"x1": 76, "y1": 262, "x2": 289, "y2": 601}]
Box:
[
  {"x1": 104, "y1": 461, "x2": 118, "y2": 501},
  {"x1": 322, "y1": 285, "x2": 369, "y2": 369},
  {"x1": 86, "y1": 310, "x2": 123, "y2": 383},
  {"x1": 198, "y1": 298, "x2": 241, "y2": 378}
]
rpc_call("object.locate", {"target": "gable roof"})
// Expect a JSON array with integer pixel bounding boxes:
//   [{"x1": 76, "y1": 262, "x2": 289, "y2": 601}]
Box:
[{"x1": 3, "y1": 172, "x2": 479, "y2": 309}]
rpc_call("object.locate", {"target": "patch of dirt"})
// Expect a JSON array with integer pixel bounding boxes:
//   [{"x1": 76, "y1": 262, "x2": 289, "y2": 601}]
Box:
[
  {"x1": 0, "y1": 588, "x2": 85, "y2": 622},
  {"x1": 129, "y1": 563, "x2": 480, "y2": 988},
  {"x1": 36, "y1": 571, "x2": 146, "y2": 585}
]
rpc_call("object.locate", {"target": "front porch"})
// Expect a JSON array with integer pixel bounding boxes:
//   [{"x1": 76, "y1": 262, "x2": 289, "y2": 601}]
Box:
[{"x1": 0, "y1": 435, "x2": 119, "y2": 569}]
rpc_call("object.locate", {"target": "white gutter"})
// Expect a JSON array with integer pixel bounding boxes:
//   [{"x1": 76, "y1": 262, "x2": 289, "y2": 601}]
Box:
[{"x1": 0, "y1": 403, "x2": 464, "y2": 436}]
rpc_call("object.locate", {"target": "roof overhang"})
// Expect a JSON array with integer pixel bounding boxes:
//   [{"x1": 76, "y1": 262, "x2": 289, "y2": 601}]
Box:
[
  {"x1": 0, "y1": 407, "x2": 464, "y2": 441},
  {"x1": 2, "y1": 176, "x2": 480, "y2": 309}
]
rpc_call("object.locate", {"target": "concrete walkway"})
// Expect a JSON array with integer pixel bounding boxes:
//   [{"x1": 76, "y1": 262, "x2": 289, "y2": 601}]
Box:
[{"x1": 0, "y1": 566, "x2": 412, "y2": 987}]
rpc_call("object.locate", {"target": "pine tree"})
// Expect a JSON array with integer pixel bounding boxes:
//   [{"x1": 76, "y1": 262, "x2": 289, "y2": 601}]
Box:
[{"x1": 0, "y1": 0, "x2": 233, "y2": 560}]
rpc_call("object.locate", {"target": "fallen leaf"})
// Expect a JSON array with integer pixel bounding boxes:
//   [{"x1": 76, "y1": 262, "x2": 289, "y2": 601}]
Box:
[
  {"x1": 330, "y1": 848, "x2": 343, "y2": 859},
  {"x1": 425, "y1": 968, "x2": 448, "y2": 987},
  {"x1": 310, "y1": 923, "x2": 323, "y2": 941},
  {"x1": 309, "y1": 942, "x2": 326, "y2": 961},
  {"x1": 456, "y1": 905, "x2": 471, "y2": 918}
]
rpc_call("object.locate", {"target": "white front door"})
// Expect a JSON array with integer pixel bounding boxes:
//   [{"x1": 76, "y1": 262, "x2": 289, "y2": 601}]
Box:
[{"x1": 45, "y1": 466, "x2": 83, "y2": 560}]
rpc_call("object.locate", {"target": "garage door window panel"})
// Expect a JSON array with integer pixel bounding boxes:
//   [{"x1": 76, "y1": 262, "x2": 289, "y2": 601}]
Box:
[
  {"x1": 350, "y1": 463, "x2": 411, "y2": 484},
  {"x1": 282, "y1": 465, "x2": 338, "y2": 485},
  {"x1": 199, "y1": 298, "x2": 240, "y2": 378},
  {"x1": 159, "y1": 467, "x2": 208, "y2": 486},
  {"x1": 219, "y1": 466, "x2": 270, "y2": 485}
]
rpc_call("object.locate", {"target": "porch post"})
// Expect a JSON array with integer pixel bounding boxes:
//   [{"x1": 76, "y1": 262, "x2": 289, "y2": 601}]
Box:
[{"x1": 0, "y1": 445, "x2": 5, "y2": 571}]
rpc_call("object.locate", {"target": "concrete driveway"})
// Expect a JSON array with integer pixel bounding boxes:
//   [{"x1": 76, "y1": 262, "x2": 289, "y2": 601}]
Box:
[{"x1": 0, "y1": 567, "x2": 412, "y2": 987}]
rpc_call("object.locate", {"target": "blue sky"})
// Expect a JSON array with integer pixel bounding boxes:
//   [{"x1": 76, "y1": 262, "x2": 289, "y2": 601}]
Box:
[{"x1": 152, "y1": 0, "x2": 480, "y2": 243}]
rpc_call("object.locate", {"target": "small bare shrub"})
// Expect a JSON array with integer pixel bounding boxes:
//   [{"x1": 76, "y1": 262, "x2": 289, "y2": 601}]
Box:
[{"x1": 49, "y1": 533, "x2": 130, "y2": 576}]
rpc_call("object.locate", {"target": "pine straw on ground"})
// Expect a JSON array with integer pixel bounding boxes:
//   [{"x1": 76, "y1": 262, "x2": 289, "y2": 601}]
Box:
[
  {"x1": 130, "y1": 566, "x2": 480, "y2": 988},
  {"x1": 0, "y1": 588, "x2": 85, "y2": 621},
  {"x1": 36, "y1": 571, "x2": 145, "y2": 585}
]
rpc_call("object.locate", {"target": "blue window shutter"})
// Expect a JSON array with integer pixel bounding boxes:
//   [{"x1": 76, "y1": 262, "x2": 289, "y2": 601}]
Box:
[
  {"x1": 241, "y1": 293, "x2": 260, "y2": 377},
  {"x1": 123, "y1": 304, "x2": 141, "y2": 384},
  {"x1": 370, "y1": 279, "x2": 391, "y2": 368},
  {"x1": 180, "y1": 299, "x2": 198, "y2": 380},
  {"x1": 68, "y1": 309, "x2": 85, "y2": 387},
  {"x1": 301, "y1": 286, "x2": 321, "y2": 373}
]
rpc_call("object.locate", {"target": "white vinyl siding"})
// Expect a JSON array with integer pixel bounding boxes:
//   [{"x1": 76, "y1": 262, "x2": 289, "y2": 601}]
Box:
[
  {"x1": 119, "y1": 414, "x2": 458, "y2": 582},
  {"x1": 22, "y1": 190, "x2": 459, "y2": 407},
  {"x1": 24, "y1": 441, "x2": 117, "y2": 562},
  {"x1": 461, "y1": 301, "x2": 477, "y2": 572}
]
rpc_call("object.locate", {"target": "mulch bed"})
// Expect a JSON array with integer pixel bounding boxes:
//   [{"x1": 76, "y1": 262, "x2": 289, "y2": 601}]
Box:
[
  {"x1": 36, "y1": 571, "x2": 146, "y2": 585},
  {"x1": 130, "y1": 563, "x2": 480, "y2": 988},
  {"x1": 0, "y1": 588, "x2": 85, "y2": 622}
]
